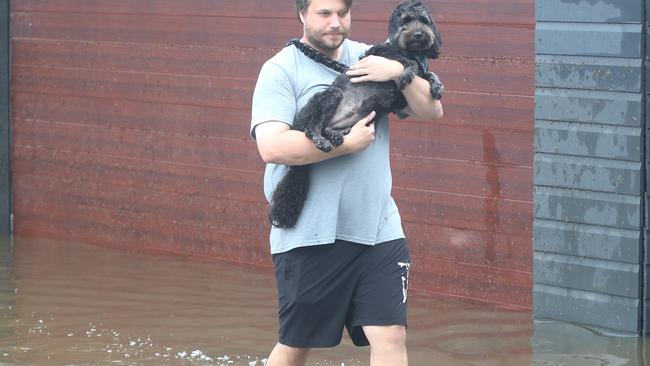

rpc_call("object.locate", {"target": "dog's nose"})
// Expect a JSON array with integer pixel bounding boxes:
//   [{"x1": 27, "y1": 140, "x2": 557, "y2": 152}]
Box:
[{"x1": 413, "y1": 31, "x2": 423, "y2": 39}]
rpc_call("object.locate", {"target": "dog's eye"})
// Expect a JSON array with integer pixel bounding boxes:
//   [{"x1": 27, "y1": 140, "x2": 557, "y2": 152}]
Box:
[
  {"x1": 419, "y1": 16, "x2": 430, "y2": 24},
  {"x1": 400, "y1": 17, "x2": 411, "y2": 25}
]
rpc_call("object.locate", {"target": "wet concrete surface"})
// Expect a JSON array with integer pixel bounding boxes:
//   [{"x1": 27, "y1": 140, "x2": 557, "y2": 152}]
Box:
[{"x1": 0, "y1": 235, "x2": 642, "y2": 365}]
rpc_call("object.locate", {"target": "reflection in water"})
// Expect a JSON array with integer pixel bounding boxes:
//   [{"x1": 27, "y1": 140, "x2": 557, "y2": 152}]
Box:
[
  {"x1": 0, "y1": 236, "x2": 14, "y2": 342},
  {"x1": 0, "y1": 236, "x2": 640, "y2": 365},
  {"x1": 532, "y1": 320, "x2": 637, "y2": 366}
]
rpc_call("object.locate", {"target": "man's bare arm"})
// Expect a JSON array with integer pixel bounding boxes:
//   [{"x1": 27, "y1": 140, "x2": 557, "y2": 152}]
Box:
[
  {"x1": 400, "y1": 75, "x2": 443, "y2": 121},
  {"x1": 254, "y1": 111, "x2": 376, "y2": 166}
]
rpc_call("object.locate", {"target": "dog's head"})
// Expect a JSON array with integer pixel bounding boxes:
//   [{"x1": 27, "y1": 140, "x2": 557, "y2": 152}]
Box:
[{"x1": 388, "y1": 0, "x2": 441, "y2": 59}]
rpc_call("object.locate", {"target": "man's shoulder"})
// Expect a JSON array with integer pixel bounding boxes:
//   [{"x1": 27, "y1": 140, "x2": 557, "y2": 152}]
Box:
[
  {"x1": 262, "y1": 44, "x2": 301, "y2": 72},
  {"x1": 345, "y1": 39, "x2": 372, "y2": 52},
  {"x1": 343, "y1": 39, "x2": 373, "y2": 63}
]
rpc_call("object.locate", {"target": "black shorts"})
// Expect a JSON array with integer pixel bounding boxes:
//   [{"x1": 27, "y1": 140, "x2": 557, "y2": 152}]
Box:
[{"x1": 272, "y1": 238, "x2": 411, "y2": 348}]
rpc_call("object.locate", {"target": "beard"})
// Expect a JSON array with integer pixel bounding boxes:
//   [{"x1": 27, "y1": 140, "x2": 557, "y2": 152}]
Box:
[{"x1": 304, "y1": 27, "x2": 349, "y2": 53}]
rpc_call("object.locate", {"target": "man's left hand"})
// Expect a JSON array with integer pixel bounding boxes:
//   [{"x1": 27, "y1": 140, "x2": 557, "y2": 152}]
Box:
[{"x1": 346, "y1": 56, "x2": 404, "y2": 83}]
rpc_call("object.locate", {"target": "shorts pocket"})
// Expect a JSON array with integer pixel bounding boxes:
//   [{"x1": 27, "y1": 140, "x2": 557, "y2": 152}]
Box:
[
  {"x1": 283, "y1": 255, "x2": 294, "y2": 280},
  {"x1": 273, "y1": 253, "x2": 294, "y2": 281}
]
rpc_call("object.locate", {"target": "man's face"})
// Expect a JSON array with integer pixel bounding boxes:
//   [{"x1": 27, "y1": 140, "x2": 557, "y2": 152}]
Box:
[{"x1": 300, "y1": 0, "x2": 351, "y2": 53}]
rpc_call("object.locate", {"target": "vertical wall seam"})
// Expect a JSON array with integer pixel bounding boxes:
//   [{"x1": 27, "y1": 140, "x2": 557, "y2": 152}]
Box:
[
  {"x1": 7, "y1": 0, "x2": 11, "y2": 234},
  {"x1": 642, "y1": 0, "x2": 648, "y2": 335},
  {"x1": 0, "y1": 0, "x2": 10, "y2": 235}
]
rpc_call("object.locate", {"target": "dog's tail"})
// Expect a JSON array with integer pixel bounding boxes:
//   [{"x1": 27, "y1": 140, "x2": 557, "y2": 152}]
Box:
[{"x1": 269, "y1": 165, "x2": 310, "y2": 229}]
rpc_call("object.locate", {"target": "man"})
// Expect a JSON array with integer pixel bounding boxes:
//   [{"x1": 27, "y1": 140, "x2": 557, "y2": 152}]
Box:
[{"x1": 250, "y1": 0, "x2": 443, "y2": 365}]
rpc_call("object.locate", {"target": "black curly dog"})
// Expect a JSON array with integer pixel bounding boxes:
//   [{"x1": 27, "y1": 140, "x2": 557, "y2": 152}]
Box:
[{"x1": 269, "y1": 0, "x2": 443, "y2": 229}]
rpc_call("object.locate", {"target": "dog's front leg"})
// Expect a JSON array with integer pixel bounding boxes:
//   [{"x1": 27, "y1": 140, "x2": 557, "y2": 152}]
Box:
[
  {"x1": 427, "y1": 71, "x2": 444, "y2": 100},
  {"x1": 395, "y1": 59, "x2": 418, "y2": 90},
  {"x1": 298, "y1": 87, "x2": 343, "y2": 152}
]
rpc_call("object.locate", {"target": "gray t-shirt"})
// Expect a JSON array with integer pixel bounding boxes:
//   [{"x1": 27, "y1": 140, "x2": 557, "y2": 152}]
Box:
[{"x1": 250, "y1": 39, "x2": 405, "y2": 254}]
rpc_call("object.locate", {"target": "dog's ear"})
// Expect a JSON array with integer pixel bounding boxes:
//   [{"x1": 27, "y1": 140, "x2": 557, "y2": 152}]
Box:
[
  {"x1": 387, "y1": 4, "x2": 403, "y2": 43},
  {"x1": 427, "y1": 18, "x2": 442, "y2": 59}
]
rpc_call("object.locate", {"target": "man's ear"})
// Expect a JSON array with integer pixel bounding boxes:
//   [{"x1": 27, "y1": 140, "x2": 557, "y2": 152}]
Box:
[{"x1": 299, "y1": 11, "x2": 305, "y2": 24}]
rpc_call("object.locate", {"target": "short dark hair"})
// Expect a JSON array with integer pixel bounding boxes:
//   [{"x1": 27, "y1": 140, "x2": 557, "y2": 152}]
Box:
[
  {"x1": 296, "y1": 0, "x2": 311, "y2": 15},
  {"x1": 296, "y1": 0, "x2": 353, "y2": 19}
]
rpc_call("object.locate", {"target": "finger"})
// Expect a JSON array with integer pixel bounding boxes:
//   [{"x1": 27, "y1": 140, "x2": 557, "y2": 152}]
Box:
[
  {"x1": 350, "y1": 60, "x2": 365, "y2": 69},
  {"x1": 364, "y1": 111, "x2": 376, "y2": 122},
  {"x1": 350, "y1": 75, "x2": 372, "y2": 83},
  {"x1": 346, "y1": 68, "x2": 366, "y2": 76},
  {"x1": 355, "y1": 111, "x2": 376, "y2": 126}
]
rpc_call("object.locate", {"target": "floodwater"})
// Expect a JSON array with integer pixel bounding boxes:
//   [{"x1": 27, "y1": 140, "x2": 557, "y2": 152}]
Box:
[{"x1": 0, "y1": 235, "x2": 642, "y2": 365}]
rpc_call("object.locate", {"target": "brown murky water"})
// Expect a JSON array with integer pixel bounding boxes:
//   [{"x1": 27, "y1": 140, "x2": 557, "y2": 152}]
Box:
[{"x1": 0, "y1": 235, "x2": 641, "y2": 365}]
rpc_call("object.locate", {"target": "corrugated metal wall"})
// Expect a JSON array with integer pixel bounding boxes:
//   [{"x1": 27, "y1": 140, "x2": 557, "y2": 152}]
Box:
[
  {"x1": 534, "y1": 0, "x2": 645, "y2": 333},
  {"x1": 9, "y1": 0, "x2": 534, "y2": 308}
]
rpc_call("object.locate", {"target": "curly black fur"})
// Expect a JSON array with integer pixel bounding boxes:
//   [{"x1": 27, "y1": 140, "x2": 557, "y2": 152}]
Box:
[{"x1": 269, "y1": 0, "x2": 442, "y2": 229}]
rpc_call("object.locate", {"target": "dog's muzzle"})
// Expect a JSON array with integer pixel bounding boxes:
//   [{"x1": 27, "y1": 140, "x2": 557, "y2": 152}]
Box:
[{"x1": 405, "y1": 36, "x2": 432, "y2": 51}]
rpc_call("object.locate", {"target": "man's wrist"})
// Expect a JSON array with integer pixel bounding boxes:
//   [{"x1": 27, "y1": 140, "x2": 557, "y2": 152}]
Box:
[
  {"x1": 392, "y1": 61, "x2": 405, "y2": 82},
  {"x1": 338, "y1": 138, "x2": 356, "y2": 155}
]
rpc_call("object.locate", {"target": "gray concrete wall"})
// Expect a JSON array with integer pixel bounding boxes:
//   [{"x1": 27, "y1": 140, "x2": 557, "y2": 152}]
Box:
[
  {"x1": 534, "y1": 0, "x2": 644, "y2": 334},
  {"x1": 0, "y1": 0, "x2": 10, "y2": 235}
]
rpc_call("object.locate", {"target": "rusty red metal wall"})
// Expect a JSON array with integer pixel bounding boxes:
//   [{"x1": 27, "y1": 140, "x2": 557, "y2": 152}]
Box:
[{"x1": 10, "y1": 0, "x2": 534, "y2": 308}]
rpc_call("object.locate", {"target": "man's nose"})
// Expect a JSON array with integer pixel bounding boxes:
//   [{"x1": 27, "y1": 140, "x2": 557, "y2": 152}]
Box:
[{"x1": 330, "y1": 15, "x2": 342, "y2": 29}]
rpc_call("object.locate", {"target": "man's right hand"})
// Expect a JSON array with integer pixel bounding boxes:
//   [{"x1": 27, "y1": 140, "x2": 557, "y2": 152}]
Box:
[{"x1": 342, "y1": 111, "x2": 376, "y2": 153}]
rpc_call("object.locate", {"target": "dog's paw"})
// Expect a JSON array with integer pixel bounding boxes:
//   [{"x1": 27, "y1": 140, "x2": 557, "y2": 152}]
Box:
[
  {"x1": 315, "y1": 139, "x2": 334, "y2": 152},
  {"x1": 309, "y1": 133, "x2": 334, "y2": 152},
  {"x1": 324, "y1": 128, "x2": 344, "y2": 147}
]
